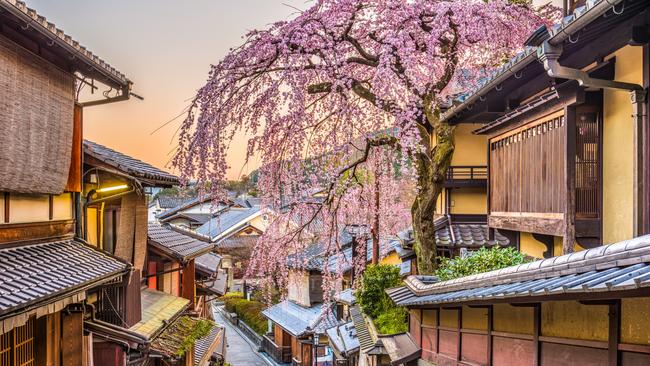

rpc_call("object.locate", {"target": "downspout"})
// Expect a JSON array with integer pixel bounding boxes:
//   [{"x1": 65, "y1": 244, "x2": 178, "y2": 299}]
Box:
[{"x1": 538, "y1": 41, "x2": 648, "y2": 236}]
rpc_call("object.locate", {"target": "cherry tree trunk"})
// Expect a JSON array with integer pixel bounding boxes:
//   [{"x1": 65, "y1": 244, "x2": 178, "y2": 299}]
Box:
[{"x1": 411, "y1": 117, "x2": 455, "y2": 275}]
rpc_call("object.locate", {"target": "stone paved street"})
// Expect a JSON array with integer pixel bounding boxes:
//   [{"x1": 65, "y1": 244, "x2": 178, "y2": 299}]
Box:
[{"x1": 212, "y1": 306, "x2": 271, "y2": 366}]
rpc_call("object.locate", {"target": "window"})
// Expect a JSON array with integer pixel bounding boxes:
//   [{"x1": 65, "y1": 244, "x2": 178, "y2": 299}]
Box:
[{"x1": 0, "y1": 317, "x2": 35, "y2": 366}]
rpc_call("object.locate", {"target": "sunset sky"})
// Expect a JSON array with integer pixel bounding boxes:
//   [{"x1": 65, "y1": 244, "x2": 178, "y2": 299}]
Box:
[{"x1": 28, "y1": 0, "x2": 305, "y2": 180}]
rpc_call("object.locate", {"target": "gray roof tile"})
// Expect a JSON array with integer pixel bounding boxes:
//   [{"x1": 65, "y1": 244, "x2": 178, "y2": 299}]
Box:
[
  {"x1": 388, "y1": 235, "x2": 650, "y2": 306},
  {"x1": 0, "y1": 239, "x2": 128, "y2": 316},
  {"x1": 262, "y1": 300, "x2": 337, "y2": 337},
  {"x1": 148, "y1": 224, "x2": 214, "y2": 261},
  {"x1": 197, "y1": 207, "x2": 261, "y2": 239},
  {"x1": 84, "y1": 140, "x2": 179, "y2": 186}
]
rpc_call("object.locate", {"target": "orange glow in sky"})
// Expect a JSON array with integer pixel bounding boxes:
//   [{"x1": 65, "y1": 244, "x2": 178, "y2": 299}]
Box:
[{"x1": 27, "y1": 0, "x2": 305, "y2": 180}]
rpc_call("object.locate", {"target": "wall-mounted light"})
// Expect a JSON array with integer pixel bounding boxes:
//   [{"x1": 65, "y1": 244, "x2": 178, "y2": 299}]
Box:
[
  {"x1": 89, "y1": 173, "x2": 98, "y2": 184},
  {"x1": 96, "y1": 184, "x2": 129, "y2": 193}
]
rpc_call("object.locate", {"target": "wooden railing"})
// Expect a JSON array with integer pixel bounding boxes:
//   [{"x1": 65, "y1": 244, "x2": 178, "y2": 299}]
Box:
[
  {"x1": 292, "y1": 357, "x2": 302, "y2": 366},
  {"x1": 261, "y1": 334, "x2": 292, "y2": 364},
  {"x1": 445, "y1": 166, "x2": 487, "y2": 187}
]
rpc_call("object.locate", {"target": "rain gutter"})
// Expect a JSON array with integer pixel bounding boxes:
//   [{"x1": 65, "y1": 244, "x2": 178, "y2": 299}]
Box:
[{"x1": 441, "y1": 0, "x2": 627, "y2": 122}]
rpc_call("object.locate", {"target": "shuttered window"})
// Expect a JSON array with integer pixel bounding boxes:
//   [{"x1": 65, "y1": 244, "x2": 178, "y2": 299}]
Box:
[{"x1": 0, "y1": 317, "x2": 35, "y2": 366}]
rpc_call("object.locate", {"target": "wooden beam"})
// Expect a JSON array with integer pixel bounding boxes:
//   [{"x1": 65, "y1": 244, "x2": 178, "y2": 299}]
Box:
[
  {"x1": 487, "y1": 305, "x2": 493, "y2": 366},
  {"x1": 48, "y1": 195, "x2": 53, "y2": 221},
  {"x1": 457, "y1": 307, "x2": 462, "y2": 362},
  {"x1": 564, "y1": 106, "x2": 577, "y2": 254},
  {"x1": 533, "y1": 304, "x2": 541, "y2": 366},
  {"x1": 488, "y1": 214, "x2": 564, "y2": 236},
  {"x1": 0, "y1": 220, "x2": 74, "y2": 245},
  {"x1": 644, "y1": 43, "x2": 650, "y2": 235},
  {"x1": 609, "y1": 300, "x2": 621, "y2": 366}
]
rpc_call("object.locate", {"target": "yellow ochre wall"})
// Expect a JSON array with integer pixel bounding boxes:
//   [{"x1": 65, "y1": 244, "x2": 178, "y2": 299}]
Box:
[
  {"x1": 603, "y1": 45, "x2": 643, "y2": 244},
  {"x1": 449, "y1": 187, "x2": 487, "y2": 214},
  {"x1": 520, "y1": 233, "x2": 585, "y2": 258},
  {"x1": 462, "y1": 306, "x2": 487, "y2": 330},
  {"x1": 493, "y1": 304, "x2": 534, "y2": 335},
  {"x1": 621, "y1": 297, "x2": 650, "y2": 345},
  {"x1": 380, "y1": 252, "x2": 402, "y2": 266},
  {"x1": 519, "y1": 232, "x2": 547, "y2": 258},
  {"x1": 451, "y1": 124, "x2": 488, "y2": 166},
  {"x1": 541, "y1": 301, "x2": 609, "y2": 341}
]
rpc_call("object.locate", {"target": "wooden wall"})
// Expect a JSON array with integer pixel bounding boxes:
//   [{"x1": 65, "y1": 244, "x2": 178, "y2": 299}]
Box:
[
  {"x1": 409, "y1": 298, "x2": 650, "y2": 366},
  {"x1": 489, "y1": 110, "x2": 566, "y2": 216}
]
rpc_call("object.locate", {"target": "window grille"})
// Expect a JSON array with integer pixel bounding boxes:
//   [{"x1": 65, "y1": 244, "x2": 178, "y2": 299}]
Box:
[{"x1": 0, "y1": 317, "x2": 35, "y2": 366}]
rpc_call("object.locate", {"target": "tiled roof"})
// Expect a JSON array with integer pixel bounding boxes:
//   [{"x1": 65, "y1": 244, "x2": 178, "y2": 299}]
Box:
[
  {"x1": 157, "y1": 195, "x2": 232, "y2": 221},
  {"x1": 129, "y1": 288, "x2": 189, "y2": 339},
  {"x1": 262, "y1": 300, "x2": 337, "y2": 337},
  {"x1": 388, "y1": 235, "x2": 650, "y2": 307},
  {"x1": 84, "y1": 140, "x2": 179, "y2": 186},
  {"x1": 326, "y1": 321, "x2": 360, "y2": 355},
  {"x1": 435, "y1": 224, "x2": 509, "y2": 248},
  {"x1": 0, "y1": 239, "x2": 128, "y2": 318},
  {"x1": 196, "y1": 207, "x2": 262, "y2": 239},
  {"x1": 148, "y1": 224, "x2": 214, "y2": 262},
  {"x1": 334, "y1": 288, "x2": 356, "y2": 306},
  {"x1": 195, "y1": 253, "x2": 222, "y2": 276},
  {"x1": 217, "y1": 235, "x2": 259, "y2": 250},
  {"x1": 150, "y1": 316, "x2": 215, "y2": 359},
  {"x1": 157, "y1": 196, "x2": 191, "y2": 209},
  {"x1": 0, "y1": 0, "x2": 130, "y2": 88},
  {"x1": 371, "y1": 333, "x2": 421, "y2": 364},
  {"x1": 441, "y1": 0, "x2": 628, "y2": 123},
  {"x1": 399, "y1": 260, "x2": 412, "y2": 277},
  {"x1": 198, "y1": 270, "x2": 228, "y2": 296},
  {"x1": 349, "y1": 306, "x2": 373, "y2": 351},
  {"x1": 194, "y1": 324, "x2": 225, "y2": 366}
]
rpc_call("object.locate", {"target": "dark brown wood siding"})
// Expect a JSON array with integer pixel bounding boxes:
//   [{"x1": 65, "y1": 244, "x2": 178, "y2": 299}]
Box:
[{"x1": 489, "y1": 110, "x2": 566, "y2": 216}]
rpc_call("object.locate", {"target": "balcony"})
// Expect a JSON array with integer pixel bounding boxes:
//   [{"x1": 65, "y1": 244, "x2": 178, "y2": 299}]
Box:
[
  {"x1": 444, "y1": 166, "x2": 487, "y2": 188},
  {"x1": 261, "y1": 334, "x2": 292, "y2": 364}
]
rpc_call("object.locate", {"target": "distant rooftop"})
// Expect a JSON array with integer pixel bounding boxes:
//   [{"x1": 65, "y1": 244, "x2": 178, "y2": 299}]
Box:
[{"x1": 84, "y1": 140, "x2": 179, "y2": 187}]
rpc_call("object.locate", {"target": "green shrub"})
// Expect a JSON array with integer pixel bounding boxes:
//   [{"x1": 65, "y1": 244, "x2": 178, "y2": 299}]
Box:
[
  {"x1": 356, "y1": 264, "x2": 402, "y2": 319},
  {"x1": 357, "y1": 264, "x2": 407, "y2": 335},
  {"x1": 219, "y1": 293, "x2": 267, "y2": 335},
  {"x1": 434, "y1": 246, "x2": 529, "y2": 281},
  {"x1": 374, "y1": 306, "x2": 408, "y2": 334}
]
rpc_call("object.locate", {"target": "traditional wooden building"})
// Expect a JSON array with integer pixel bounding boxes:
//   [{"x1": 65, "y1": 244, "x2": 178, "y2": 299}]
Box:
[
  {"x1": 262, "y1": 234, "x2": 402, "y2": 366},
  {"x1": 386, "y1": 1, "x2": 650, "y2": 365},
  {"x1": 442, "y1": 0, "x2": 650, "y2": 258},
  {"x1": 0, "y1": 1, "x2": 137, "y2": 364},
  {"x1": 389, "y1": 235, "x2": 650, "y2": 366},
  {"x1": 82, "y1": 141, "x2": 225, "y2": 365},
  {"x1": 197, "y1": 206, "x2": 266, "y2": 279},
  {"x1": 147, "y1": 224, "x2": 215, "y2": 317}
]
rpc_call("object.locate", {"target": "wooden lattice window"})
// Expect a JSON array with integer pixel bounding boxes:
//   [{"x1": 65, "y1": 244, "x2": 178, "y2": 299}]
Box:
[{"x1": 0, "y1": 317, "x2": 35, "y2": 366}]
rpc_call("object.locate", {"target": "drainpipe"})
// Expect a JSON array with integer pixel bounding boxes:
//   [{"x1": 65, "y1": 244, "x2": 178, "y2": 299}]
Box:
[{"x1": 539, "y1": 41, "x2": 648, "y2": 237}]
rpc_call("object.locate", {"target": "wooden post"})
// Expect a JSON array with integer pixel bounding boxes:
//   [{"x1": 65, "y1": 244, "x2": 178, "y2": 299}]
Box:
[
  {"x1": 182, "y1": 259, "x2": 196, "y2": 308},
  {"x1": 632, "y1": 89, "x2": 647, "y2": 237},
  {"x1": 533, "y1": 304, "x2": 541, "y2": 366},
  {"x1": 62, "y1": 311, "x2": 83, "y2": 366},
  {"x1": 3, "y1": 192, "x2": 9, "y2": 223},
  {"x1": 642, "y1": 43, "x2": 650, "y2": 234},
  {"x1": 457, "y1": 307, "x2": 462, "y2": 362},
  {"x1": 564, "y1": 107, "x2": 577, "y2": 254},
  {"x1": 608, "y1": 300, "x2": 621, "y2": 366},
  {"x1": 487, "y1": 305, "x2": 493, "y2": 366}
]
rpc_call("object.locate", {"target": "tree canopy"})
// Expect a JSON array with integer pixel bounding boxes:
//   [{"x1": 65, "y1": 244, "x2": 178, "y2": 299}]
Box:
[{"x1": 174, "y1": 0, "x2": 555, "y2": 290}]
